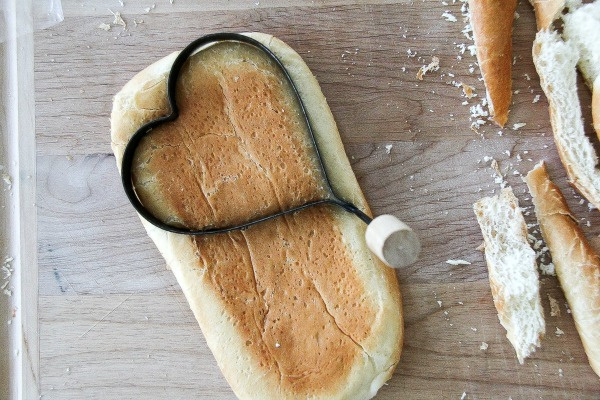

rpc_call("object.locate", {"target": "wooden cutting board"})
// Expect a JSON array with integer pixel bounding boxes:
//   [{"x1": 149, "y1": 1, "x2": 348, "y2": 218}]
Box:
[{"x1": 35, "y1": 0, "x2": 600, "y2": 398}]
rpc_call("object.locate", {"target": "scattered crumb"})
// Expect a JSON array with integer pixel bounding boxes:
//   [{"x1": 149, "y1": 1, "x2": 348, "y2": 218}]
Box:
[
  {"x1": 275, "y1": 342, "x2": 280, "y2": 348},
  {"x1": 533, "y1": 94, "x2": 541, "y2": 103},
  {"x1": 417, "y1": 56, "x2": 440, "y2": 80},
  {"x1": 476, "y1": 242, "x2": 485, "y2": 252},
  {"x1": 555, "y1": 327, "x2": 564, "y2": 337},
  {"x1": 385, "y1": 144, "x2": 393, "y2": 154},
  {"x1": 442, "y1": 11, "x2": 458, "y2": 22},
  {"x1": 461, "y1": 82, "x2": 475, "y2": 98},
  {"x1": 98, "y1": 23, "x2": 111, "y2": 31},
  {"x1": 437, "y1": 300, "x2": 443, "y2": 307},
  {"x1": 559, "y1": 368, "x2": 563, "y2": 377},
  {"x1": 2, "y1": 172, "x2": 12, "y2": 187},
  {"x1": 144, "y1": 3, "x2": 156, "y2": 13},
  {"x1": 469, "y1": 103, "x2": 489, "y2": 130},
  {"x1": 407, "y1": 49, "x2": 417, "y2": 58},
  {"x1": 109, "y1": 9, "x2": 126, "y2": 28},
  {"x1": 471, "y1": 327, "x2": 477, "y2": 332},
  {"x1": 512, "y1": 123, "x2": 526, "y2": 130},
  {"x1": 548, "y1": 295, "x2": 561, "y2": 317},
  {"x1": 461, "y1": 392, "x2": 467, "y2": 400},
  {"x1": 446, "y1": 259, "x2": 471, "y2": 265},
  {"x1": 480, "y1": 342, "x2": 488, "y2": 351}
]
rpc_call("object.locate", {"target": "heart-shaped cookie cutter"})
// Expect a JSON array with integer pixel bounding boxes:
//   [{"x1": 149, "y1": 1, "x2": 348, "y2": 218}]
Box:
[{"x1": 120, "y1": 33, "x2": 420, "y2": 268}]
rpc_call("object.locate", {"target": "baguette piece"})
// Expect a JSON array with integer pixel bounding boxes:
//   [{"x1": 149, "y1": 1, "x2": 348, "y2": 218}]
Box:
[
  {"x1": 473, "y1": 188, "x2": 545, "y2": 363},
  {"x1": 532, "y1": 30, "x2": 600, "y2": 210},
  {"x1": 525, "y1": 162, "x2": 600, "y2": 377},
  {"x1": 111, "y1": 33, "x2": 403, "y2": 399},
  {"x1": 529, "y1": 0, "x2": 566, "y2": 30},
  {"x1": 562, "y1": 0, "x2": 600, "y2": 89},
  {"x1": 468, "y1": 0, "x2": 518, "y2": 127}
]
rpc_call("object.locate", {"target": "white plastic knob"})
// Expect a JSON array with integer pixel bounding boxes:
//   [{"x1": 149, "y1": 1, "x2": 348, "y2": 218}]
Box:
[{"x1": 365, "y1": 214, "x2": 420, "y2": 268}]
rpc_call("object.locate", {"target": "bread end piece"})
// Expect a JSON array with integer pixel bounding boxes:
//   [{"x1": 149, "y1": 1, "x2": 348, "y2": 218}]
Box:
[
  {"x1": 473, "y1": 188, "x2": 545, "y2": 364},
  {"x1": 525, "y1": 162, "x2": 600, "y2": 377},
  {"x1": 529, "y1": 0, "x2": 565, "y2": 30},
  {"x1": 469, "y1": 0, "x2": 517, "y2": 127},
  {"x1": 532, "y1": 29, "x2": 600, "y2": 211}
]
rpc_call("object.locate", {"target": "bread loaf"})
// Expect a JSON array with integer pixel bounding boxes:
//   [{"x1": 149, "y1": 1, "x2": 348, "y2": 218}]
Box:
[
  {"x1": 468, "y1": 0, "x2": 517, "y2": 127},
  {"x1": 532, "y1": 29, "x2": 600, "y2": 210},
  {"x1": 473, "y1": 188, "x2": 545, "y2": 363},
  {"x1": 525, "y1": 162, "x2": 600, "y2": 377},
  {"x1": 111, "y1": 33, "x2": 403, "y2": 399}
]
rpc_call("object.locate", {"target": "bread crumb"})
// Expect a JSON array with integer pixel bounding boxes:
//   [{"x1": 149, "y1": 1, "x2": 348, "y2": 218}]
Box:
[
  {"x1": 416, "y1": 56, "x2": 440, "y2": 80},
  {"x1": 460, "y1": 392, "x2": 467, "y2": 400},
  {"x1": 109, "y1": 9, "x2": 126, "y2": 28},
  {"x1": 144, "y1": 4, "x2": 156, "y2": 13},
  {"x1": 437, "y1": 300, "x2": 443, "y2": 307},
  {"x1": 446, "y1": 259, "x2": 471, "y2": 265},
  {"x1": 442, "y1": 11, "x2": 458, "y2": 22},
  {"x1": 512, "y1": 123, "x2": 526, "y2": 130},
  {"x1": 2, "y1": 172, "x2": 12, "y2": 187},
  {"x1": 471, "y1": 327, "x2": 477, "y2": 332},
  {"x1": 533, "y1": 94, "x2": 541, "y2": 103},
  {"x1": 558, "y1": 368, "x2": 563, "y2": 377},
  {"x1": 275, "y1": 342, "x2": 280, "y2": 348},
  {"x1": 407, "y1": 49, "x2": 417, "y2": 58},
  {"x1": 385, "y1": 144, "x2": 393, "y2": 154},
  {"x1": 555, "y1": 327, "x2": 564, "y2": 336},
  {"x1": 480, "y1": 342, "x2": 488, "y2": 350},
  {"x1": 461, "y1": 82, "x2": 475, "y2": 98},
  {"x1": 98, "y1": 23, "x2": 111, "y2": 31},
  {"x1": 548, "y1": 295, "x2": 561, "y2": 317}
]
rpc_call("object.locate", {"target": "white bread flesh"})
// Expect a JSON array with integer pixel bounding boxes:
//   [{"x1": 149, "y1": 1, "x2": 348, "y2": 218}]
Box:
[
  {"x1": 110, "y1": 33, "x2": 403, "y2": 399},
  {"x1": 473, "y1": 188, "x2": 546, "y2": 364},
  {"x1": 532, "y1": 30, "x2": 600, "y2": 211},
  {"x1": 562, "y1": 0, "x2": 600, "y2": 89},
  {"x1": 525, "y1": 162, "x2": 600, "y2": 377}
]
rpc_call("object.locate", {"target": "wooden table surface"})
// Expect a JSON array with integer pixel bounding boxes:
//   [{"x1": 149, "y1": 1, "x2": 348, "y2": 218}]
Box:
[{"x1": 35, "y1": 1, "x2": 600, "y2": 399}]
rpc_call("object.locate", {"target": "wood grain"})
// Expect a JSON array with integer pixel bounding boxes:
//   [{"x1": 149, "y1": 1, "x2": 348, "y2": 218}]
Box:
[
  {"x1": 35, "y1": 0, "x2": 600, "y2": 399},
  {"x1": 35, "y1": 0, "x2": 554, "y2": 156}
]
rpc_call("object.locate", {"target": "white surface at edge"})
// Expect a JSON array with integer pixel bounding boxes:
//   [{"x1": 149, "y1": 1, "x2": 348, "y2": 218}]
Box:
[{"x1": 1, "y1": 0, "x2": 39, "y2": 399}]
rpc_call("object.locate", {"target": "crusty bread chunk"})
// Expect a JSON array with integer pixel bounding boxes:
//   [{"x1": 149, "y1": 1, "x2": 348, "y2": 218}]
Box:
[
  {"x1": 525, "y1": 162, "x2": 600, "y2": 377},
  {"x1": 468, "y1": 0, "x2": 517, "y2": 127},
  {"x1": 532, "y1": 30, "x2": 600, "y2": 210},
  {"x1": 474, "y1": 188, "x2": 546, "y2": 363}
]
